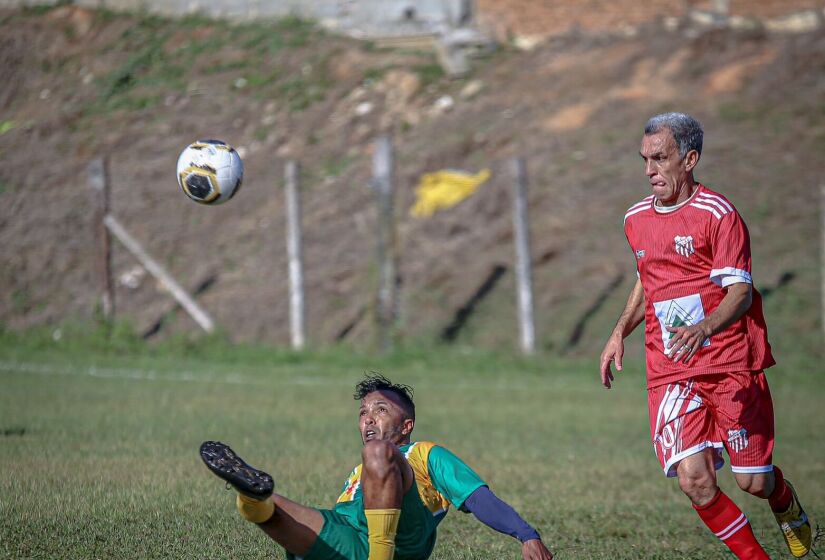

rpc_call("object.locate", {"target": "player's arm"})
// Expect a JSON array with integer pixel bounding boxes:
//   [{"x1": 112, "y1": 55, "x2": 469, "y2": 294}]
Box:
[
  {"x1": 427, "y1": 446, "x2": 553, "y2": 559},
  {"x1": 462, "y1": 487, "x2": 553, "y2": 559},
  {"x1": 599, "y1": 277, "x2": 645, "y2": 388},
  {"x1": 667, "y1": 281, "x2": 752, "y2": 363}
]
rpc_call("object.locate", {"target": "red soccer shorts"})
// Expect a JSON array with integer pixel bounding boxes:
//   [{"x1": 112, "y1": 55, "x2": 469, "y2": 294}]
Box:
[{"x1": 647, "y1": 371, "x2": 775, "y2": 477}]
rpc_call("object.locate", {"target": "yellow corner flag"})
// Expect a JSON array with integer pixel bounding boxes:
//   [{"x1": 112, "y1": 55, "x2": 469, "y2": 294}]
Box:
[{"x1": 410, "y1": 169, "x2": 491, "y2": 218}]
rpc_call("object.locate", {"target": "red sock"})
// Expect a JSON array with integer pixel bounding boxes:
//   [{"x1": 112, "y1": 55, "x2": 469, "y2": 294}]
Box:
[
  {"x1": 768, "y1": 466, "x2": 793, "y2": 513},
  {"x1": 693, "y1": 490, "x2": 769, "y2": 560}
]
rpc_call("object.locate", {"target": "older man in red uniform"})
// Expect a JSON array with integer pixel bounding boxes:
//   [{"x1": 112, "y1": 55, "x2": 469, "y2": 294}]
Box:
[{"x1": 600, "y1": 112, "x2": 813, "y2": 558}]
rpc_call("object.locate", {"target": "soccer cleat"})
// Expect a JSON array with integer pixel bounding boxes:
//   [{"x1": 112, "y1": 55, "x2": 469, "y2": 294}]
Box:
[
  {"x1": 199, "y1": 441, "x2": 274, "y2": 500},
  {"x1": 774, "y1": 481, "x2": 812, "y2": 558}
]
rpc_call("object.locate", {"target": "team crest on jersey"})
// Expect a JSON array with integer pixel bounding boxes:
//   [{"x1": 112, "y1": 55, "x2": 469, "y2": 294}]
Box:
[
  {"x1": 674, "y1": 235, "x2": 695, "y2": 257},
  {"x1": 635, "y1": 249, "x2": 645, "y2": 259},
  {"x1": 727, "y1": 428, "x2": 749, "y2": 453}
]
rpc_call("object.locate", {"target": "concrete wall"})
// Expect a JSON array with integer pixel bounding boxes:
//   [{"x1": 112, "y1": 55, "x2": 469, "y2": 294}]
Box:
[{"x1": 0, "y1": 0, "x2": 471, "y2": 37}]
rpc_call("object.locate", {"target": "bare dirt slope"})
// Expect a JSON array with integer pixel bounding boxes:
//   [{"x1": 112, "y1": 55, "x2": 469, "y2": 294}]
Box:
[
  {"x1": 1, "y1": 6, "x2": 823, "y2": 357},
  {"x1": 476, "y1": 0, "x2": 822, "y2": 42}
]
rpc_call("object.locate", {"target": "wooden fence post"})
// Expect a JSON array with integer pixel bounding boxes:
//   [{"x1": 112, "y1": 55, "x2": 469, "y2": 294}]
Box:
[
  {"x1": 103, "y1": 215, "x2": 215, "y2": 333},
  {"x1": 372, "y1": 136, "x2": 397, "y2": 353},
  {"x1": 285, "y1": 161, "x2": 306, "y2": 350},
  {"x1": 512, "y1": 157, "x2": 536, "y2": 354},
  {"x1": 88, "y1": 157, "x2": 114, "y2": 324}
]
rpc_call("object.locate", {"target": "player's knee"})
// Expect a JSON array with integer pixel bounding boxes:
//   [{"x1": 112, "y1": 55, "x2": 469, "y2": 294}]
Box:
[
  {"x1": 678, "y1": 469, "x2": 717, "y2": 504},
  {"x1": 735, "y1": 473, "x2": 772, "y2": 498},
  {"x1": 362, "y1": 440, "x2": 396, "y2": 477}
]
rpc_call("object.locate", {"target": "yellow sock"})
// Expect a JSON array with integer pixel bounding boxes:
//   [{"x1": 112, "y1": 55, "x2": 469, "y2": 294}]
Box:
[
  {"x1": 365, "y1": 508, "x2": 401, "y2": 560},
  {"x1": 235, "y1": 494, "x2": 275, "y2": 524}
]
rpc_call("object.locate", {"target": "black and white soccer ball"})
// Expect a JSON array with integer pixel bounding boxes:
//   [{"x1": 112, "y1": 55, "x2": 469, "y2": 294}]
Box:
[{"x1": 176, "y1": 139, "x2": 243, "y2": 205}]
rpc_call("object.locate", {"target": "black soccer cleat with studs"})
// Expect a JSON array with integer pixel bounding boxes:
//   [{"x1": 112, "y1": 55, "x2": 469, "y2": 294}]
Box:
[{"x1": 199, "y1": 441, "x2": 274, "y2": 500}]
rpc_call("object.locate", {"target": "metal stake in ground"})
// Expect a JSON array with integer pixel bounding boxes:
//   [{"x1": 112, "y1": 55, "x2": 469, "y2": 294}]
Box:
[{"x1": 285, "y1": 160, "x2": 306, "y2": 350}]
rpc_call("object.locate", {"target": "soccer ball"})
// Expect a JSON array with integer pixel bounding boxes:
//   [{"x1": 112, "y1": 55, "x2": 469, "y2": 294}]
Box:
[{"x1": 176, "y1": 139, "x2": 244, "y2": 205}]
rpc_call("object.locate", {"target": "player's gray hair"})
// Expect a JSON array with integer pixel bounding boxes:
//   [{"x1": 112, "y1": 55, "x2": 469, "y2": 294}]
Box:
[{"x1": 644, "y1": 112, "x2": 704, "y2": 158}]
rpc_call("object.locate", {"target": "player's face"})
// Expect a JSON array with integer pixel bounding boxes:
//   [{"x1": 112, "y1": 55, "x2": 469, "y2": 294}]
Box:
[
  {"x1": 639, "y1": 130, "x2": 696, "y2": 206},
  {"x1": 358, "y1": 390, "x2": 413, "y2": 446}
]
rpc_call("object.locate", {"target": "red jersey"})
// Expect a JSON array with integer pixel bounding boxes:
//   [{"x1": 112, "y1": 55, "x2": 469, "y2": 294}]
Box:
[{"x1": 623, "y1": 184, "x2": 775, "y2": 388}]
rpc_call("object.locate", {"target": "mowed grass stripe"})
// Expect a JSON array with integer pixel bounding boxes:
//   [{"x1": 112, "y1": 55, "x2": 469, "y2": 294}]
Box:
[
  {"x1": 0, "y1": 359, "x2": 624, "y2": 392},
  {"x1": 1, "y1": 357, "x2": 822, "y2": 559}
]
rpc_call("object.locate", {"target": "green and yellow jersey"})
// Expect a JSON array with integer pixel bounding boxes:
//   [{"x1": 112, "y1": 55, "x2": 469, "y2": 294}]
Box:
[{"x1": 333, "y1": 441, "x2": 486, "y2": 559}]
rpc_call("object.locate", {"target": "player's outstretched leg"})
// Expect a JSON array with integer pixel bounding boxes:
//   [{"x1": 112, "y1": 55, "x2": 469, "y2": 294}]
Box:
[
  {"x1": 361, "y1": 440, "x2": 409, "y2": 560},
  {"x1": 200, "y1": 441, "x2": 276, "y2": 523},
  {"x1": 769, "y1": 468, "x2": 812, "y2": 558}
]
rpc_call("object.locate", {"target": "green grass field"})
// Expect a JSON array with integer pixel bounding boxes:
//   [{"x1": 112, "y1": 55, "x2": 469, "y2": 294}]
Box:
[{"x1": 1, "y1": 328, "x2": 823, "y2": 559}]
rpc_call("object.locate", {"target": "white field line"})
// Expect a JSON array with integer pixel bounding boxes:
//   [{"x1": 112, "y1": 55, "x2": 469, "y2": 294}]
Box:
[
  {"x1": 0, "y1": 360, "x2": 565, "y2": 392},
  {"x1": 0, "y1": 360, "x2": 347, "y2": 388}
]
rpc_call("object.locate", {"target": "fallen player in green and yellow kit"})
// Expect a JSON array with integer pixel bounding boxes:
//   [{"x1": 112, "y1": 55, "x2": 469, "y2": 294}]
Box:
[{"x1": 200, "y1": 374, "x2": 553, "y2": 560}]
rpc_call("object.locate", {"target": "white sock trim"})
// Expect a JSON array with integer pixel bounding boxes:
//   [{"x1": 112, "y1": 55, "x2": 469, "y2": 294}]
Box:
[{"x1": 716, "y1": 513, "x2": 749, "y2": 541}]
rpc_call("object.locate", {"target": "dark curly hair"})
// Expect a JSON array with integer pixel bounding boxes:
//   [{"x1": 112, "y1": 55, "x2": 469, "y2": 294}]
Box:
[{"x1": 354, "y1": 373, "x2": 415, "y2": 421}]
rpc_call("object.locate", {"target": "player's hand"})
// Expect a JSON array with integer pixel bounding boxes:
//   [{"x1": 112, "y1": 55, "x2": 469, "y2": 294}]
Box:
[
  {"x1": 522, "y1": 539, "x2": 553, "y2": 560},
  {"x1": 599, "y1": 332, "x2": 624, "y2": 389},
  {"x1": 665, "y1": 323, "x2": 708, "y2": 364}
]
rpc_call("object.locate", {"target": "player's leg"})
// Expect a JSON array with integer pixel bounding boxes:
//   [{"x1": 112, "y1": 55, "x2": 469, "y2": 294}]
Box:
[
  {"x1": 648, "y1": 381, "x2": 769, "y2": 559},
  {"x1": 735, "y1": 466, "x2": 812, "y2": 558},
  {"x1": 675, "y1": 448, "x2": 719, "y2": 506},
  {"x1": 763, "y1": 470, "x2": 813, "y2": 559},
  {"x1": 200, "y1": 441, "x2": 324, "y2": 557},
  {"x1": 677, "y1": 448, "x2": 769, "y2": 559},
  {"x1": 716, "y1": 371, "x2": 813, "y2": 558},
  {"x1": 360, "y1": 440, "x2": 415, "y2": 560},
  {"x1": 256, "y1": 495, "x2": 325, "y2": 556}
]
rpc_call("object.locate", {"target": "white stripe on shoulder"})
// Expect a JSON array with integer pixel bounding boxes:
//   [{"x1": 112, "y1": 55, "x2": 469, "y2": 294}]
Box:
[
  {"x1": 695, "y1": 195, "x2": 731, "y2": 216},
  {"x1": 689, "y1": 202, "x2": 722, "y2": 220},
  {"x1": 628, "y1": 195, "x2": 654, "y2": 210},
  {"x1": 624, "y1": 196, "x2": 653, "y2": 222},
  {"x1": 403, "y1": 442, "x2": 419, "y2": 458},
  {"x1": 698, "y1": 192, "x2": 735, "y2": 213},
  {"x1": 624, "y1": 206, "x2": 649, "y2": 222}
]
